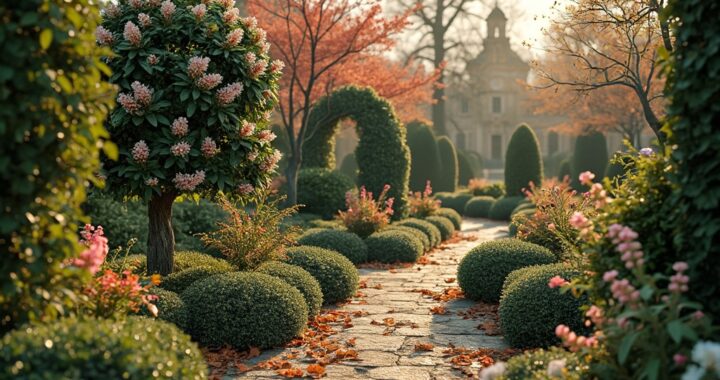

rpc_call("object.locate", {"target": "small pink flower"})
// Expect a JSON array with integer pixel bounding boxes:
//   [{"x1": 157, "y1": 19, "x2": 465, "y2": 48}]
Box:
[
  {"x1": 241, "y1": 16, "x2": 258, "y2": 29},
  {"x1": 585, "y1": 305, "x2": 604, "y2": 325},
  {"x1": 201, "y1": 137, "x2": 218, "y2": 158},
  {"x1": 692, "y1": 311, "x2": 705, "y2": 320},
  {"x1": 548, "y1": 276, "x2": 569, "y2": 289},
  {"x1": 131, "y1": 81, "x2": 153, "y2": 106},
  {"x1": 117, "y1": 93, "x2": 140, "y2": 114},
  {"x1": 132, "y1": 140, "x2": 150, "y2": 163},
  {"x1": 160, "y1": 0, "x2": 176, "y2": 22},
  {"x1": 147, "y1": 54, "x2": 159, "y2": 65},
  {"x1": 269, "y1": 59, "x2": 285, "y2": 74},
  {"x1": 138, "y1": 13, "x2": 152, "y2": 28},
  {"x1": 170, "y1": 141, "x2": 191, "y2": 157},
  {"x1": 251, "y1": 28, "x2": 267, "y2": 45},
  {"x1": 602, "y1": 270, "x2": 619, "y2": 282},
  {"x1": 673, "y1": 353, "x2": 688, "y2": 366},
  {"x1": 245, "y1": 52, "x2": 257, "y2": 64},
  {"x1": 128, "y1": 0, "x2": 143, "y2": 9},
  {"x1": 171, "y1": 117, "x2": 189, "y2": 137},
  {"x1": 226, "y1": 28, "x2": 244, "y2": 47},
  {"x1": 249, "y1": 60, "x2": 267, "y2": 79},
  {"x1": 103, "y1": 3, "x2": 122, "y2": 18},
  {"x1": 191, "y1": 4, "x2": 206, "y2": 20},
  {"x1": 216, "y1": 82, "x2": 244, "y2": 105},
  {"x1": 569, "y1": 211, "x2": 589, "y2": 229},
  {"x1": 579, "y1": 171, "x2": 595, "y2": 186},
  {"x1": 240, "y1": 120, "x2": 256, "y2": 137},
  {"x1": 238, "y1": 183, "x2": 254, "y2": 195},
  {"x1": 672, "y1": 262, "x2": 689, "y2": 272},
  {"x1": 123, "y1": 21, "x2": 142, "y2": 47},
  {"x1": 95, "y1": 26, "x2": 114, "y2": 45},
  {"x1": 223, "y1": 8, "x2": 240, "y2": 24},
  {"x1": 260, "y1": 41, "x2": 271, "y2": 55},
  {"x1": 257, "y1": 129, "x2": 276, "y2": 143},
  {"x1": 196, "y1": 73, "x2": 223, "y2": 90},
  {"x1": 188, "y1": 56, "x2": 210, "y2": 79},
  {"x1": 548, "y1": 223, "x2": 556, "y2": 231},
  {"x1": 71, "y1": 225, "x2": 108, "y2": 275},
  {"x1": 173, "y1": 170, "x2": 205, "y2": 191},
  {"x1": 145, "y1": 177, "x2": 159, "y2": 186}
]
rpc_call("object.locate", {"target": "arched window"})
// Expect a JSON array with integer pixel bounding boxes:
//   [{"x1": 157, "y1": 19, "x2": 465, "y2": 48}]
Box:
[{"x1": 494, "y1": 27, "x2": 499, "y2": 38}]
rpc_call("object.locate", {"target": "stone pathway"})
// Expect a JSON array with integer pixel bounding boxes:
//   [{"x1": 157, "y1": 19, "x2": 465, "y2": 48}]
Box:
[{"x1": 226, "y1": 218, "x2": 509, "y2": 380}]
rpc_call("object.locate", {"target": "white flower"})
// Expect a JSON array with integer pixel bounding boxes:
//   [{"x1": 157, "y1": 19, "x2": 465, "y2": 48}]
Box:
[
  {"x1": 479, "y1": 362, "x2": 506, "y2": 380},
  {"x1": 682, "y1": 365, "x2": 707, "y2": 380},
  {"x1": 692, "y1": 341, "x2": 720, "y2": 376},
  {"x1": 547, "y1": 358, "x2": 567, "y2": 378}
]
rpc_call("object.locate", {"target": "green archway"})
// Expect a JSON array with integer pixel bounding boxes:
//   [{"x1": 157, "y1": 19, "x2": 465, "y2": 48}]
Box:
[{"x1": 303, "y1": 86, "x2": 411, "y2": 217}]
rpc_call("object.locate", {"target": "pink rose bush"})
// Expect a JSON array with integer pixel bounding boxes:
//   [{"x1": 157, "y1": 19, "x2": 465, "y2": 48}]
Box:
[
  {"x1": 337, "y1": 184, "x2": 395, "y2": 238},
  {"x1": 407, "y1": 180, "x2": 441, "y2": 218}
]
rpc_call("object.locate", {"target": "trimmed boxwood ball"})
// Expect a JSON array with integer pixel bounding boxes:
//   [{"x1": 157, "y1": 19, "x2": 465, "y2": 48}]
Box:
[
  {"x1": 502, "y1": 346, "x2": 590, "y2": 379},
  {"x1": 457, "y1": 238, "x2": 555, "y2": 302},
  {"x1": 297, "y1": 229, "x2": 368, "y2": 264},
  {"x1": 488, "y1": 196, "x2": 525, "y2": 221},
  {"x1": 385, "y1": 225, "x2": 431, "y2": 252},
  {"x1": 160, "y1": 266, "x2": 231, "y2": 294},
  {"x1": 464, "y1": 196, "x2": 496, "y2": 218},
  {"x1": 182, "y1": 272, "x2": 307, "y2": 348},
  {"x1": 436, "y1": 192, "x2": 473, "y2": 214},
  {"x1": 504, "y1": 124, "x2": 544, "y2": 196},
  {"x1": 109, "y1": 251, "x2": 233, "y2": 275},
  {"x1": 395, "y1": 218, "x2": 442, "y2": 248},
  {"x1": 284, "y1": 246, "x2": 359, "y2": 304},
  {"x1": 366, "y1": 230, "x2": 424, "y2": 263},
  {"x1": 138, "y1": 287, "x2": 188, "y2": 330},
  {"x1": 297, "y1": 168, "x2": 355, "y2": 219},
  {"x1": 425, "y1": 216, "x2": 455, "y2": 241},
  {"x1": 500, "y1": 264, "x2": 588, "y2": 348},
  {"x1": 435, "y1": 207, "x2": 462, "y2": 230},
  {"x1": 0, "y1": 316, "x2": 206, "y2": 379},
  {"x1": 256, "y1": 261, "x2": 324, "y2": 317}
]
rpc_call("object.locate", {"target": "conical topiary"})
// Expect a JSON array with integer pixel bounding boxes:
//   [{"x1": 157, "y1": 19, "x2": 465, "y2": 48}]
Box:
[
  {"x1": 436, "y1": 136, "x2": 459, "y2": 192},
  {"x1": 457, "y1": 150, "x2": 476, "y2": 186},
  {"x1": 339, "y1": 152, "x2": 358, "y2": 183},
  {"x1": 406, "y1": 121, "x2": 441, "y2": 192},
  {"x1": 504, "y1": 124, "x2": 544, "y2": 196},
  {"x1": 571, "y1": 132, "x2": 608, "y2": 189}
]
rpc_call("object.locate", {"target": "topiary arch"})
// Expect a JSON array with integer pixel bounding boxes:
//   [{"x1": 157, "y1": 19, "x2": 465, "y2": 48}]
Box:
[{"x1": 302, "y1": 86, "x2": 411, "y2": 217}]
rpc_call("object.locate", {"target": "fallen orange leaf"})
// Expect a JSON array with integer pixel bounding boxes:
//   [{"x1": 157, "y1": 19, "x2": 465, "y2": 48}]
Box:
[
  {"x1": 414, "y1": 342, "x2": 434, "y2": 351},
  {"x1": 306, "y1": 364, "x2": 326, "y2": 377},
  {"x1": 444, "y1": 278, "x2": 456, "y2": 283},
  {"x1": 277, "y1": 368, "x2": 304, "y2": 378}
]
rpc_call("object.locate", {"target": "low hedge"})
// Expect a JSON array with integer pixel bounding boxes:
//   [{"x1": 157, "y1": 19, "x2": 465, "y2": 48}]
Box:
[
  {"x1": 395, "y1": 218, "x2": 442, "y2": 248},
  {"x1": 297, "y1": 168, "x2": 355, "y2": 219},
  {"x1": 182, "y1": 272, "x2": 307, "y2": 349},
  {"x1": 434, "y1": 207, "x2": 462, "y2": 230},
  {"x1": 0, "y1": 317, "x2": 206, "y2": 379},
  {"x1": 464, "y1": 196, "x2": 496, "y2": 218},
  {"x1": 425, "y1": 215, "x2": 455, "y2": 241},
  {"x1": 160, "y1": 266, "x2": 231, "y2": 294},
  {"x1": 501, "y1": 346, "x2": 590, "y2": 379},
  {"x1": 365, "y1": 230, "x2": 424, "y2": 263},
  {"x1": 457, "y1": 239, "x2": 555, "y2": 302},
  {"x1": 385, "y1": 225, "x2": 431, "y2": 251},
  {"x1": 284, "y1": 246, "x2": 359, "y2": 304},
  {"x1": 435, "y1": 192, "x2": 473, "y2": 214},
  {"x1": 297, "y1": 229, "x2": 368, "y2": 264},
  {"x1": 137, "y1": 287, "x2": 188, "y2": 330},
  {"x1": 472, "y1": 183, "x2": 505, "y2": 198},
  {"x1": 488, "y1": 196, "x2": 525, "y2": 221},
  {"x1": 500, "y1": 264, "x2": 588, "y2": 348},
  {"x1": 256, "y1": 261, "x2": 324, "y2": 316},
  {"x1": 511, "y1": 202, "x2": 535, "y2": 216},
  {"x1": 106, "y1": 251, "x2": 233, "y2": 275}
]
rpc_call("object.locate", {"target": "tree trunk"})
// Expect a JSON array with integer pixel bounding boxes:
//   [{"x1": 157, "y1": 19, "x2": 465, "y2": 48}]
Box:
[
  {"x1": 638, "y1": 93, "x2": 664, "y2": 144},
  {"x1": 432, "y1": 9, "x2": 447, "y2": 136},
  {"x1": 285, "y1": 154, "x2": 301, "y2": 206},
  {"x1": 432, "y1": 77, "x2": 447, "y2": 136},
  {"x1": 147, "y1": 191, "x2": 176, "y2": 275}
]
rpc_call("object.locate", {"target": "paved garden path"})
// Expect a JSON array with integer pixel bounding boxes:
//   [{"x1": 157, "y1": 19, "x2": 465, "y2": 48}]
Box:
[{"x1": 226, "y1": 218, "x2": 509, "y2": 380}]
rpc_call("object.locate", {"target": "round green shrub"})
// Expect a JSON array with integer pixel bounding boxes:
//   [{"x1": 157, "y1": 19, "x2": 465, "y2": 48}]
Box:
[
  {"x1": 284, "y1": 246, "x2": 359, "y2": 304},
  {"x1": 297, "y1": 229, "x2": 368, "y2": 264},
  {"x1": 137, "y1": 288, "x2": 188, "y2": 330},
  {"x1": 0, "y1": 317, "x2": 206, "y2": 379},
  {"x1": 505, "y1": 124, "x2": 544, "y2": 196},
  {"x1": 174, "y1": 251, "x2": 234, "y2": 272},
  {"x1": 471, "y1": 183, "x2": 505, "y2": 198},
  {"x1": 502, "y1": 346, "x2": 590, "y2": 379},
  {"x1": 425, "y1": 216, "x2": 455, "y2": 241},
  {"x1": 160, "y1": 266, "x2": 231, "y2": 294},
  {"x1": 182, "y1": 272, "x2": 307, "y2": 348},
  {"x1": 488, "y1": 196, "x2": 525, "y2": 221},
  {"x1": 395, "y1": 218, "x2": 442, "y2": 248},
  {"x1": 511, "y1": 202, "x2": 536, "y2": 216},
  {"x1": 385, "y1": 225, "x2": 431, "y2": 251},
  {"x1": 406, "y1": 121, "x2": 441, "y2": 192},
  {"x1": 435, "y1": 207, "x2": 462, "y2": 230},
  {"x1": 256, "y1": 261, "x2": 324, "y2": 317},
  {"x1": 436, "y1": 136, "x2": 459, "y2": 192},
  {"x1": 457, "y1": 239, "x2": 555, "y2": 302},
  {"x1": 571, "y1": 132, "x2": 608, "y2": 190},
  {"x1": 436, "y1": 192, "x2": 474, "y2": 214},
  {"x1": 365, "y1": 231, "x2": 424, "y2": 263},
  {"x1": 464, "y1": 196, "x2": 496, "y2": 218},
  {"x1": 500, "y1": 264, "x2": 588, "y2": 348},
  {"x1": 297, "y1": 168, "x2": 355, "y2": 219},
  {"x1": 105, "y1": 254, "x2": 148, "y2": 275}
]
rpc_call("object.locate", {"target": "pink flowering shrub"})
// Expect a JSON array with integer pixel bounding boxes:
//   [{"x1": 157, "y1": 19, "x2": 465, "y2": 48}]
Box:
[
  {"x1": 337, "y1": 185, "x2": 395, "y2": 238},
  {"x1": 408, "y1": 181, "x2": 440, "y2": 218}
]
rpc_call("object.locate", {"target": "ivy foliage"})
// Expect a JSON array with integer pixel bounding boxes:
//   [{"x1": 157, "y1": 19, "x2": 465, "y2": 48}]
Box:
[
  {"x1": 504, "y1": 124, "x2": 543, "y2": 196},
  {"x1": 0, "y1": 0, "x2": 114, "y2": 332},
  {"x1": 302, "y1": 86, "x2": 411, "y2": 217}
]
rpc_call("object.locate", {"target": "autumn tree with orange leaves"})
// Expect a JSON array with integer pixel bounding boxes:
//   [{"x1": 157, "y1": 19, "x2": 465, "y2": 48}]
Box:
[{"x1": 247, "y1": 0, "x2": 437, "y2": 205}]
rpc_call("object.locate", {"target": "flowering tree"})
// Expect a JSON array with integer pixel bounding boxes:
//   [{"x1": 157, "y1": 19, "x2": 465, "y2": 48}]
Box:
[{"x1": 99, "y1": 0, "x2": 282, "y2": 275}]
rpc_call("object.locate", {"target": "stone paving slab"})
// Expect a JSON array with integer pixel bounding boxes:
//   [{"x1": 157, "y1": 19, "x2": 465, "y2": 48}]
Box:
[{"x1": 227, "y1": 218, "x2": 509, "y2": 379}]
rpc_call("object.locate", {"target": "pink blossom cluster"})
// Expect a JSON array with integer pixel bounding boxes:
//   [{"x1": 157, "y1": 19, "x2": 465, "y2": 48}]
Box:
[
  {"x1": 70, "y1": 224, "x2": 109, "y2": 275},
  {"x1": 607, "y1": 224, "x2": 643, "y2": 269},
  {"x1": 223, "y1": 8, "x2": 240, "y2": 24},
  {"x1": 269, "y1": 59, "x2": 285, "y2": 74},
  {"x1": 188, "y1": 56, "x2": 210, "y2": 79},
  {"x1": 246, "y1": 52, "x2": 257, "y2": 66},
  {"x1": 249, "y1": 60, "x2": 267, "y2": 79},
  {"x1": 201, "y1": 137, "x2": 219, "y2": 158},
  {"x1": 131, "y1": 140, "x2": 150, "y2": 163},
  {"x1": 216, "y1": 82, "x2": 243, "y2": 105},
  {"x1": 588, "y1": 183, "x2": 610, "y2": 208},
  {"x1": 247, "y1": 150, "x2": 258, "y2": 161},
  {"x1": 138, "y1": 13, "x2": 152, "y2": 28},
  {"x1": 240, "y1": 120, "x2": 255, "y2": 137},
  {"x1": 669, "y1": 262, "x2": 690, "y2": 293},
  {"x1": 585, "y1": 305, "x2": 604, "y2": 326},
  {"x1": 216, "y1": 0, "x2": 235, "y2": 8},
  {"x1": 118, "y1": 81, "x2": 153, "y2": 115},
  {"x1": 260, "y1": 42, "x2": 271, "y2": 55},
  {"x1": 579, "y1": 171, "x2": 595, "y2": 186},
  {"x1": 171, "y1": 117, "x2": 189, "y2": 137},
  {"x1": 603, "y1": 270, "x2": 640, "y2": 305},
  {"x1": 160, "y1": 0, "x2": 176, "y2": 22},
  {"x1": 147, "y1": 54, "x2": 159, "y2": 65},
  {"x1": 196, "y1": 73, "x2": 223, "y2": 90},
  {"x1": 191, "y1": 4, "x2": 206, "y2": 20},
  {"x1": 238, "y1": 183, "x2": 254, "y2": 195},
  {"x1": 257, "y1": 129, "x2": 276, "y2": 143},
  {"x1": 548, "y1": 276, "x2": 569, "y2": 289},
  {"x1": 87, "y1": 269, "x2": 159, "y2": 317},
  {"x1": 128, "y1": 0, "x2": 143, "y2": 9},
  {"x1": 555, "y1": 324, "x2": 598, "y2": 352},
  {"x1": 259, "y1": 149, "x2": 282, "y2": 172},
  {"x1": 170, "y1": 141, "x2": 191, "y2": 157},
  {"x1": 123, "y1": 21, "x2": 142, "y2": 47},
  {"x1": 102, "y1": 3, "x2": 121, "y2": 18},
  {"x1": 241, "y1": 16, "x2": 258, "y2": 29},
  {"x1": 173, "y1": 170, "x2": 206, "y2": 191},
  {"x1": 569, "y1": 211, "x2": 594, "y2": 239},
  {"x1": 226, "y1": 28, "x2": 244, "y2": 47},
  {"x1": 147, "y1": 0, "x2": 162, "y2": 6},
  {"x1": 145, "y1": 177, "x2": 159, "y2": 186},
  {"x1": 251, "y1": 28, "x2": 267, "y2": 45},
  {"x1": 95, "y1": 26, "x2": 114, "y2": 46}
]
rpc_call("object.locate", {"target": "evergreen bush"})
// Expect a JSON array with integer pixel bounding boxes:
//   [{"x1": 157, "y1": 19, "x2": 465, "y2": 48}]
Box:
[
  {"x1": 159, "y1": 266, "x2": 231, "y2": 294},
  {"x1": 488, "y1": 196, "x2": 525, "y2": 221},
  {"x1": 256, "y1": 261, "x2": 323, "y2": 317},
  {"x1": 297, "y1": 168, "x2": 355, "y2": 219},
  {"x1": 284, "y1": 246, "x2": 359, "y2": 304},
  {"x1": 457, "y1": 150, "x2": 476, "y2": 186},
  {"x1": 464, "y1": 196, "x2": 496, "y2": 218},
  {"x1": 406, "y1": 121, "x2": 441, "y2": 192},
  {"x1": 504, "y1": 124, "x2": 544, "y2": 196},
  {"x1": 395, "y1": 218, "x2": 442, "y2": 248},
  {"x1": 434, "y1": 208, "x2": 462, "y2": 230},
  {"x1": 365, "y1": 231, "x2": 424, "y2": 263},
  {"x1": 385, "y1": 225, "x2": 431, "y2": 251},
  {"x1": 297, "y1": 228, "x2": 368, "y2": 264},
  {"x1": 571, "y1": 132, "x2": 608, "y2": 189},
  {"x1": 425, "y1": 216, "x2": 455, "y2": 241},
  {"x1": 436, "y1": 136, "x2": 459, "y2": 192}
]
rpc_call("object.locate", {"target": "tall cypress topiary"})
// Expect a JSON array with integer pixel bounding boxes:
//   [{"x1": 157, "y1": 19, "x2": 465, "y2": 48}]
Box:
[
  {"x1": 339, "y1": 153, "x2": 358, "y2": 183},
  {"x1": 0, "y1": 0, "x2": 114, "y2": 331},
  {"x1": 406, "y1": 121, "x2": 441, "y2": 192},
  {"x1": 504, "y1": 124, "x2": 543, "y2": 196},
  {"x1": 571, "y1": 132, "x2": 608, "y2": 189},
  {"x1": 558, "y1": 159, "x2": 572, "y2": 180},
  {"x1": 436, "y1": 136, "x2": 459, "y2": 193},
  {"x1": 457, "y1": 150, "x2": 476, "y2": 186}
]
